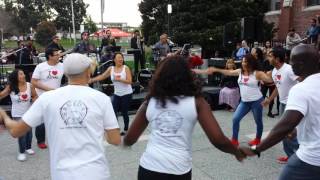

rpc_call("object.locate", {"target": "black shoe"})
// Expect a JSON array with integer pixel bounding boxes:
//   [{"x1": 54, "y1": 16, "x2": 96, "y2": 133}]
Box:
[
  {"x1": 274, "y1": 112, "x2": 280, "y2": 116},
  {"x1": 267, "y1": 112, "x2": 275, "y2": 118}
]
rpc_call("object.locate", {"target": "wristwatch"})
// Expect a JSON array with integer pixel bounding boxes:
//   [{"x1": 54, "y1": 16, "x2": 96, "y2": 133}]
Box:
[{"x1": 250, "y1": 145, "x2": 261, "y2": 158}]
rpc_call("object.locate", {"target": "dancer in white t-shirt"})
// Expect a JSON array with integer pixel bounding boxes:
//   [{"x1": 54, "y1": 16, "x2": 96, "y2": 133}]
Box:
[
  {"x1": 261, "y1": 47, "x2": 300, "y2": 164},
  {"x1": 0, "y1": 69, "x2": 37, "y2": 161},
  {"x1": 31, "y1": 48, "x2": 64, "y2": 149},
  {"x1": 194, "y1": 54, "x2": 273, "y2": 147},
  {"x1": 240, "y1": 44, "x2": 320, "y2": 180},
  {"x1": 0, "y1": 53, "x2": 121, "y2": 180},
  {"x1": 90, "y1": 52, "x2": 133, "y2": 136},
  {"x1": 124, "y1": 56, "x2": 246, "y2": 180}
]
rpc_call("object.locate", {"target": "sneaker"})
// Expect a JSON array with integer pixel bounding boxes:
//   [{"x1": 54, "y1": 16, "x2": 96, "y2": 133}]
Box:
[
  {"x1": 267, "y1": 112, "x2": 275, "y2": 118},
  {"x1": 277, "y1": 156, "x2": 288, "y2": 164},
  {"x1": 38, "y1": 143, "x2": 47, "y2": 149},
  {"x1": 120, "y1": 131, "x2": 127, "y2": 136},
  {"x1": 26, "y1": 149, "x2": 35, "y2": 155},
  {"x1": 17, "y1": 153, "x2": 27, "y2": 161},
  {"x1": 231, "y1": 138, "x2": 239, "y2": 147},
  {"x1": 248, "y1": 138, "x2": 261, "y2": 146}
]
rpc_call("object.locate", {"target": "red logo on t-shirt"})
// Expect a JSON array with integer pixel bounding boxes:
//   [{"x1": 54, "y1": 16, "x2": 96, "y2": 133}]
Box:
[
  {"x1": 51, "y1": 70, "x2": 58, "y2": 76},
  {"x1": 276, "y1": 74, "x2": 281, "y2": 80},
  {"x1": 243, "y1": 77, "x2": 249, "y2": 83},
  {"x1": 20, "y1": 93, "x2": 28, "y2": 101}
]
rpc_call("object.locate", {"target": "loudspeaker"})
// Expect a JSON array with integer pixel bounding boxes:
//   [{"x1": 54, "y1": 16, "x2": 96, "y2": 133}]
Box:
[
  {"x1": 255, "y1": 16, "x2": 264, "y2": 42},
  {"x1": 241, "y1": 17, "x2": 255, "y2": 41},
  {"x1": 223, "y1": 21, "x2": 240, "y2": 47}
]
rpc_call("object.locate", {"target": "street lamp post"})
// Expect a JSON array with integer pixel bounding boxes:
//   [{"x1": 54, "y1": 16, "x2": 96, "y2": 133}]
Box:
[
  {"x1": 71, "y1": 0, "x2": 76, "y2": 45},
  {"x1": 167, "y1": 4, "x2": 172, "y2": 37}
]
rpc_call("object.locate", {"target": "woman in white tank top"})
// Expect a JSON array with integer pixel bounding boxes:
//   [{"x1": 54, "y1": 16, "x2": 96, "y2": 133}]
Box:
[
  {"x1": 0, "y1": 69, "x2": 37, "y2": 161},
  {"x1": 123, "y1": 56, "x2": 245, "y2": 180},
  {"x1": 193, "y1": 54, "x2": 273, "y2": 147},
  {"x1": 90, "y1": 52, "x2": 133, "y2": 135}
]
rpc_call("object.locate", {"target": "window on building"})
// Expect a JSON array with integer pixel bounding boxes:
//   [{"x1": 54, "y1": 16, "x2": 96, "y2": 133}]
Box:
[
  {"x1": 270, "y1": 0, "x2": 281, "y2": 11},
  {"x1": 306, "y1": 0, "x2": 320, "y2": 6}
]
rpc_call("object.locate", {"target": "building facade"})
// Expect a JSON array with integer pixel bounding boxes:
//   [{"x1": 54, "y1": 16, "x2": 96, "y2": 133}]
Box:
[{"x1": 265, "y1": 0, "x2": 320, "y2": 40}]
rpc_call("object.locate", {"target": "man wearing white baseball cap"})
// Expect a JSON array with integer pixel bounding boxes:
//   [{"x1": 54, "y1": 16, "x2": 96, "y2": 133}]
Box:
[{"x1": 0, "y1": 53, "x2": 121, "y2": 180}]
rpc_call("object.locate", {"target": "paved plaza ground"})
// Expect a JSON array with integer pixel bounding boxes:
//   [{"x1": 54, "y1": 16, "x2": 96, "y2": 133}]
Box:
[{"x1": 0, "y1": 109, "x2": 286, "y2": 180}]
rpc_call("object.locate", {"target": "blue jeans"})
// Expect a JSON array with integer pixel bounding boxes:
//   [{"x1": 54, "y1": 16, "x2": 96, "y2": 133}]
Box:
[
  {"x1": 279, "y1": 154, "x2": 320, "y2": 180},
  {"x1": 112, "y1": 93, "x2": 132, "y2": 131},
  {"x1": 232, "y1": 97, "x2": 263, "y2": 140},
  {"x1": 280, "y1": 103, "x2": 299, "y2": 157},
  {"x1": 13, "y1": 118, "x2": 33, "y2": 153}
]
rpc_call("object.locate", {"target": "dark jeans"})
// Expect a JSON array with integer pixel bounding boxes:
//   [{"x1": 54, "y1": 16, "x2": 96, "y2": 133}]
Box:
[
  {"x1": 138, "y1": 166, "x2": 192, "y2": 180},
  {"x1": 279, "y1": 154, "x2": 320, "y2": 180},
  {"x1": 280, "y1": 103, "x2": 299, "y2": 157},
  {"x1": 232, "y1": 97, "x2": 264, "y2": 140},
  {"x1": 35, "y1": 123, "x2": 45, "y2": 144},
  {"x1": 261, "y1": 85, "x2": 276, "y2": 114},
  {"x1": 134, "y1": 52, "x2": 145, "y2": 77},
  {"x1": 112, "y1": 93, "x2": 132, "y2": 131},
  {"x1": 13, "y1": 118, "x2": 32, "y2": 153}
]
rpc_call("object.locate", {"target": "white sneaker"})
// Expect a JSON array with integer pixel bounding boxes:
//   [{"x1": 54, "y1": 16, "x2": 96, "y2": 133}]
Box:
[
  {"x1": 26, "y1": 149, "x2": 35, "y2": 155},
  {"x1": 17, "y1": 153, "x2": 27, "y2": 161}
]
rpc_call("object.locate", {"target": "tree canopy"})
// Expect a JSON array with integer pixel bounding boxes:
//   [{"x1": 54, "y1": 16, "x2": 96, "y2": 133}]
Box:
[
  {"x1": 3, "y1": 0, "x2": 87, "y2": 33},
  {"x1": 139, "y1": 0, "x2": 272, "y2": 57}
]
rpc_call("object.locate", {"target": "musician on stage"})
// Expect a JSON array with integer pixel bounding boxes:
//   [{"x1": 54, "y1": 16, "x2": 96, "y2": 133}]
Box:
[
  {"x1": 73, "y1": 32, "x2": 96, "y2": 54},
  {"x1": 131, "y1": 30, "x2": 145, "y2": 78},
  {"x1": 46, "y1": 35, "x2": 65, "y2": 52},
  {"x1": 152, "y1": 34, "x2": 171, "y2": 66},
  {"x1": 100, "y1": 29, "x2": 116, "y2": 63},
  {"x1": 15, "y1": 37, "x2": 38, "y2": 81}
]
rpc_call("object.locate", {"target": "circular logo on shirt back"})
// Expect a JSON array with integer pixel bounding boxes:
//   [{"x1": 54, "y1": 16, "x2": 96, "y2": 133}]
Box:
[
  {"x1": 60, "y1": 100, "x2": 88, "y2": 128},
  {"x1": 155, "y1": 110, "x2": 183, "y2": 135}
]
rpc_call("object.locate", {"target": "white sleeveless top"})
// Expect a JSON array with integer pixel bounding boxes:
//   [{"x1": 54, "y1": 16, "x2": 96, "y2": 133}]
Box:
[
  {"x1": 110, "y1": 65, "x2": 133, "y2": 96},
  {"x1": 140, "y1": 96, "x2": 197, "y2": 175},
  {"x1": 10, "y1": 82, "x2": 32, "y2": 118},
  {"x1": 237, "y1": 71, "x2": 262, "y2": 102}
]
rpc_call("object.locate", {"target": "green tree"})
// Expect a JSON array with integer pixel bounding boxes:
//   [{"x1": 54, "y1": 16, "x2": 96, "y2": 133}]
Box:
[
  {"x1": 35, "y1": 21, "x2": 57, "y2": 46},
  {"x1": 49, "y1": 0, "x2": 88, "y2": 31},
  {"x1": 139, "y1": 0, "x2": 273, "y2": 57},
  {"x1": 84, "y1": 16, "x2": 98, "y2": 33},
  {"x1": 4, "y1": 0, "x2": 87, "y2": 32}
]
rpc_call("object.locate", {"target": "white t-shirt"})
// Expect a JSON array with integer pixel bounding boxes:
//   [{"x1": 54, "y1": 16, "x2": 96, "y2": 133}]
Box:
[
  {"x1": 285, "y1": 73, "x2": 320, "y2": 166},
  {"x1": 272, "y1": 63, "x2": 298, "y2": 104},
  {"x1": 22, "y1": 85, "x2": 119, "y2": 180},
  {"x1": 32, "y1": 61, "x2": 64, "y2": 96},
  {"x1": 110, "y1": 66, "x2": 133, "y2": 96},
  {"x1": 10, "y1": 82, "x2": 32, "y2": 118},
  {"x1": 237, "y1": 71, "x2": 262, "y2": 102},
  {"x1": 140, "y1": 97, "x2": 197, "y2": 175}
]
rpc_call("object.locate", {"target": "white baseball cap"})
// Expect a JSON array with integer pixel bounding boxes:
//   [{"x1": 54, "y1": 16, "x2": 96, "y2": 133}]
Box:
[{"x1": 63, "y1": 53, "x2": 91, "y2": 75}]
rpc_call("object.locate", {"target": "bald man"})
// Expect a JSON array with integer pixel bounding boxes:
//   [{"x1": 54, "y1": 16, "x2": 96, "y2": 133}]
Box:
[{"x1": 240, "y1": 44, "x2": 320, "y2": 180}]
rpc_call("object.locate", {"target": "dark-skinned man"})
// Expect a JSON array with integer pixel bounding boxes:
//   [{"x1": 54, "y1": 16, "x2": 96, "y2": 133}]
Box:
[{"x1": 240, "y1": 44, "x2": 320, "y2": 180}]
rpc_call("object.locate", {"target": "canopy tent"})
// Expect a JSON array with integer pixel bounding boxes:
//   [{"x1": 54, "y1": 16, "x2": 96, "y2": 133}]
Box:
[{"x1": 91, "y1": 28, "x2": 132, "y2": 38}]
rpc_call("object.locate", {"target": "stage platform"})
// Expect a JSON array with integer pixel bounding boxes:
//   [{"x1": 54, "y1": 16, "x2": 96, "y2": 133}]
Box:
[
  {"x1": 129, "y1": 85, "x2": 223, "y2": 112},
  {"x1": 0, "y1": 85, "x2": 223, "y2": 116}
]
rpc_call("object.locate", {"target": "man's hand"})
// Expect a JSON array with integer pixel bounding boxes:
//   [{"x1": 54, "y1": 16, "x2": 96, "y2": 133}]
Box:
[
  {"x1": 239, "y1": 146, "x2": 256, "y2": 157},
  {"x1": 235, "y1": 148, "x2": 247, "y2": 162},
  {"x1": 261, "y1": 98, "x2": 270, "y2": 107}
]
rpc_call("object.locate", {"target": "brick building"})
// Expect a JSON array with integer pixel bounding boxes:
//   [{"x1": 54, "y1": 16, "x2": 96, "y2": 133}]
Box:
[{"x1": 265, "y1": 0, "x2": 320, "y2": 40}]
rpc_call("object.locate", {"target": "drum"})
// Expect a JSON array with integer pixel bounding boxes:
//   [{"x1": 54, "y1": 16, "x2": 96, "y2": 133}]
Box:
[{"x1": 137, "y1": 69, "x2": 153, "y2": 88}]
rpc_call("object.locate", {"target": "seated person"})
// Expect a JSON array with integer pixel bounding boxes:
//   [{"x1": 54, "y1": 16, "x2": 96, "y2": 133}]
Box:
[{"x1": 218, "y1": 59, "x2": 240, "y2": 112}]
